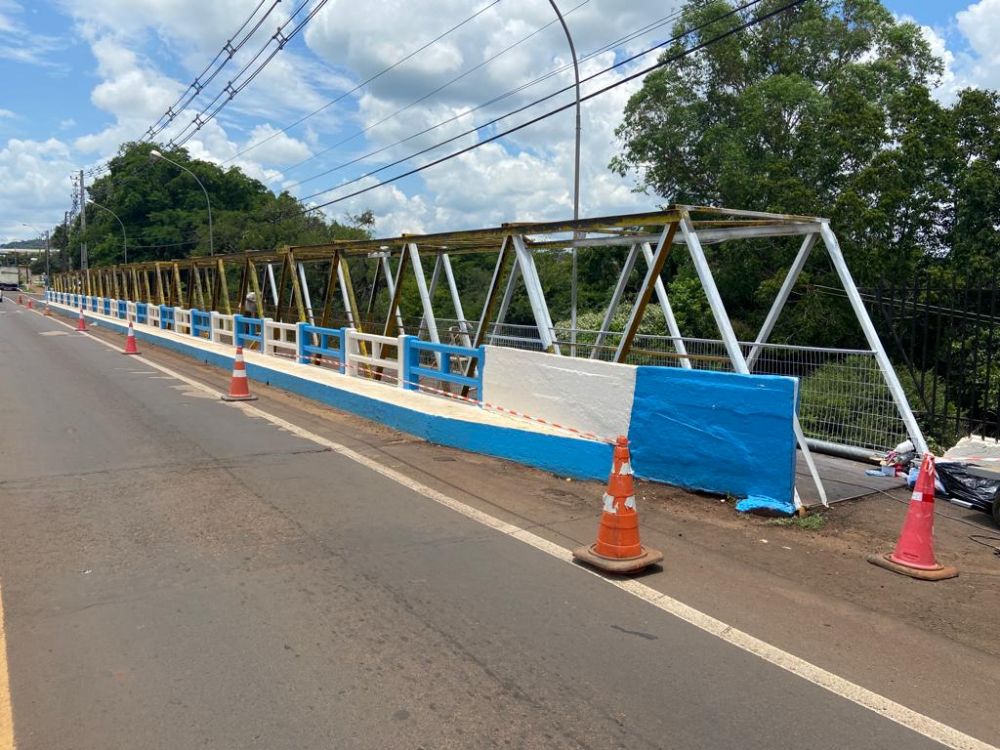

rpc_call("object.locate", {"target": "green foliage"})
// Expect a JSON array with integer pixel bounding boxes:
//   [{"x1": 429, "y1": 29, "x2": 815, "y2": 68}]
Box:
[
  {"x1": 799, "y1": 355, "x2": 964, "y2": 450},
  {"x1": 55, "y1": 142, "x2": 369, "y2": 270}
]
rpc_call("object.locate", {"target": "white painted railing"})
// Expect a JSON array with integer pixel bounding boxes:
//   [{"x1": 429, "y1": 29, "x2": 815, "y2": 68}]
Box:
[
  {"x1": 210, "y1": 312, "x2": 235, "y2": 346},
  {"x1": 126, "y1": 301, "x2": 137, "y2": 321},
  {"x1": 173, "y1": 307, "x2": 192, "y2": 335},
  {"x1": 264, "y1": 319, "x2": 297, "y2": 359},
  {"x1": 147, "y1": 304, "x2": 161, "y2": 328},
  {"x1": 345, "y1": 330, "x2": 406, "y2": 387}
]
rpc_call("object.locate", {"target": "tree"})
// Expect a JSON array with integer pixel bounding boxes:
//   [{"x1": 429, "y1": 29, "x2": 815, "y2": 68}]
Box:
[
  {"x1": 610, "y1": 0, "x2": 952, "y2": 345},
  {"x1": 58, "y1": 142, "x2": 371, "y2": 268}
]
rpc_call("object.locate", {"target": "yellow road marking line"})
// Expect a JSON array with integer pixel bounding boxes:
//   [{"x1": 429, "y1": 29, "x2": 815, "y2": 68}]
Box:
[{"x1": 0, "y1": 581, "x2": 14, "y2": 750}]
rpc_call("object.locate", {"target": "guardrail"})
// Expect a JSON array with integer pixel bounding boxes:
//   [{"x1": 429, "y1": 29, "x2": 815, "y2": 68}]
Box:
[
  {"x1": 47, "y1": 296, "x2": 488, "y2": 406},
  {"x1": 264, "y1": 319, "x2": 297, "y2": 359},
  {"x1": 210, "y1": 312, "x2": 235, "y2": 346},
  {"x1": 402, "y1": 337, "x2": 484, "y2": 395},
  {"x1": 191, "y1": 308, "x2": 212, "y2": 339},
  {"x1": 299, "y1": 324, "x2": 346, "y2": 372},
  {"x1": 346, "y1": 330, "x2": 405, "y2": 385},
  {"x1": 234, "y1": 315, "x2": 264, "y2": 349}
]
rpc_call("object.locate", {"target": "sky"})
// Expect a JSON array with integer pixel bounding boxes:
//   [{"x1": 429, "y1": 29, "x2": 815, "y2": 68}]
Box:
[{"x1": 0, "y1": 0, "x2": 998, "y2": 244}]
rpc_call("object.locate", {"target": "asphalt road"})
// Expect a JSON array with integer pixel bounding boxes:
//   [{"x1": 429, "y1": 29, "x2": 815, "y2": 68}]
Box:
[{"x1": 0, "y1": 304, "x2": 962, "y2": 749}]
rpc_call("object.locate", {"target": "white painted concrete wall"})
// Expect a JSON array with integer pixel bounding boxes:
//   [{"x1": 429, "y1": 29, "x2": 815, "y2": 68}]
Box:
[{"x1": 482, "y1": 346, "x2": 636, "y2": 440}]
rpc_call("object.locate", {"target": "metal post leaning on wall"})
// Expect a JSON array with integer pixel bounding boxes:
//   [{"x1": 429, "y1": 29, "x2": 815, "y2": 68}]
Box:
[
  {"x1": 817, "y1": 222, "x2": 929, "y2": 455},
  {"x1": 678, "y1": 210, "x2": 825, "y2": 511}
]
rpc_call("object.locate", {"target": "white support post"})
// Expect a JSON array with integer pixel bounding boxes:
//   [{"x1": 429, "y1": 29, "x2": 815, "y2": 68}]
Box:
[
  {"x1": 681, "y1": 212, "x2": 828, "y2": 509},
  {"x1": 408, "y1": 243, "x2": 441, "y2": 367},
  {"x1": 746, "y1": 233, "x2": 818, "y2": 371},
  {"x1": 261, "y1": 317, "x2": 271, "y2": 355},
  {"x1": 336, "y1": 260, "x2": 356, "y2": 329},
  {"x1": 641, "y1": 241, "x2": 691, "y2": 369},
  {"x1": 297, "y1": 262, "x2": 316, "y2": 325},
  {"x1": 265, "y1": 263, "x2": 279, "y2": 306},
  {"x1": 591, "y1": 244, "x2": 640, "y2": 359},
  {"x1": 380, "y1": 255, "x2": 405, "y2": 333},
  {"x1": 418, "y1": 254, "x2": 443, "y2": 338},
  {"x1": 441, "y1": 253, "x2": 472, "y2": 348},
  {"x1": 818, "y1": 222, "x2": 929, "y2": 454},
  {"x1": 511, "y1": 234, "x2": 560, "y2": 355},
  {"x1": 494, "y1": 261, "x2": 520, "y2": 341},
  {"x1": 210, "y1": 311, "x2": 220, "y2": 343}
]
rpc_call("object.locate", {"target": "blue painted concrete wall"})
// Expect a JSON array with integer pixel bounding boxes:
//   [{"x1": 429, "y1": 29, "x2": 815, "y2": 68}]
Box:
[
  {"x1": 57, "y1": 305, "x2": 613, "y2": 481},
  {"x1": 628, "y1": 367, "x2": 798, "y2": 512}
]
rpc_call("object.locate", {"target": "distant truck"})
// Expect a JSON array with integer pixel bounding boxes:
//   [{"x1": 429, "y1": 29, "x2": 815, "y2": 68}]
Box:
[{"x1": 0, "y1": 266, "x2": 20, "y2": 291}]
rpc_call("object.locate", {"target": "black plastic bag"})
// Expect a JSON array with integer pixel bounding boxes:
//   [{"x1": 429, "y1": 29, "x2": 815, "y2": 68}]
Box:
[{"x1": 935, "y1": 462, "x2": 1000, "y2": 513}]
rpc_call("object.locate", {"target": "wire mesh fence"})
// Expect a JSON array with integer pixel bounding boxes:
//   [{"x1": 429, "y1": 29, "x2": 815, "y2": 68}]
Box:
[{"x1": 430, "y1": 318, "x2": 907, "y2": 453}]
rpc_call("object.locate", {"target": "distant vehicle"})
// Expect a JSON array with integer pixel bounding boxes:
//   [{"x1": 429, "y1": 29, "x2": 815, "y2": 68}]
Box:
[{"x1": 0, "y1": 265, "x2": 20, "y2": 291}]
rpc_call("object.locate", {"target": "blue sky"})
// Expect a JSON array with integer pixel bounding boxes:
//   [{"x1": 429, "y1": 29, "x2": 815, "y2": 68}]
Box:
[{"x1": 1, "y1": 0, "x2": 998, "y2": 244}]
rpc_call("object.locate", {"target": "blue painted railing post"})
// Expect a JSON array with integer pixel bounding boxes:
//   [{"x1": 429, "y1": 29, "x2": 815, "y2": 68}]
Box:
[
  {"x1": 476, "y1": 345, "x2": 486, "y2": 399},
  {"x1": 190, "y1": 308, "x2": 199, "y2": 337},
  {"x1": 159, "y1": 305, "x2": 168, "y2": 330},
  {"x1": 338, "y1": 328, "x2": 348, "y2": 374},
  {"x1": 296, "y1": 322, "x2": 307, "y2": 364},
  {"x1": 233, "y1": 314, "x2": 243, "y2": 348},
  {"x1": 401, "y1": 335, "x2": 417, "y2": 390}
]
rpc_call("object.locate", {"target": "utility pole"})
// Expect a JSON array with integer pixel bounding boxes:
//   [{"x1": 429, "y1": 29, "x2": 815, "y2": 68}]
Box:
[
  {"x1": 44, "y1": 229, "x2": 50, "y2": 289},
  {"x1": 79, "y1": 169, "x2": 88, "y2": 270},
  {"x1": 63, "y1": 211, "x2": 71, "y2": 272}
]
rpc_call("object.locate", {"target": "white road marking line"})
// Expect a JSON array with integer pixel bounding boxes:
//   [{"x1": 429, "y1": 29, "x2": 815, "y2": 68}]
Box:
[
  {"x1": 36, "y1": 305, "x2": 997, "y2": 750},
  {"x1": 0, "y1": 581, "x2": 13, "y2": 750}
]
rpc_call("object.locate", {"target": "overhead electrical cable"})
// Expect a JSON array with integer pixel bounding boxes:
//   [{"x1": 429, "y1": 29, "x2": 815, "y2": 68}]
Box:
[
  {"x1": 282, "y1": 1, "x2": 698, "y2": 189},
  {"x1": 222, "y1": 0, "x2": 504, "y2": 166},
  {"x1": 144, "y1": 0, "x2": 281, "y2": 142},
  {"x1": 169, "y1": 0, "x2": 331, "y2": 147},
  {"x1": 298, "y1": 0, "x2": 806, "y2": 214}
]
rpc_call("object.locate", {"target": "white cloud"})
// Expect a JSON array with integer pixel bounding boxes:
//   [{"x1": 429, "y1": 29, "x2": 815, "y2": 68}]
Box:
[
  {"x1": 955, "y1": 0, "x2": 1000, "y2": 91},
  {"x1": 0, "y1": 137, "x2": 75, "y2": 239},
  {"x1": 0, "y1": 108, "x2": 15, "y2": 119}
]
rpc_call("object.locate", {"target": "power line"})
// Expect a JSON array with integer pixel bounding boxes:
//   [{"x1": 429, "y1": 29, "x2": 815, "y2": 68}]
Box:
[
  {"x1": 301, "y1": 0, "x2": 794, "y2": 213},
  {"x1": 222, "y1": 0, "x2": 504, "y2": 166},
  {"x1": 283, "y1": 1, "x2": 695, "y2": 190},
  {"x1": 169, "y1": 0, "x2": 331, "y2": 148},
  {"x1": 144, "y1": 0, "x2": 280, "y2": 143},
  {"x1": 279, "y1": 0, "x2": 590, "y2": 183}
]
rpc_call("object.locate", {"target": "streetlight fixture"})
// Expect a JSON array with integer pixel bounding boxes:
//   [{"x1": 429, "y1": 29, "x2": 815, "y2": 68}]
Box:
[
  {"x1": 21, "y1": 222, "x2": 50, "y2": 289},
  {"x1": 547, "y1": 0, "x2": 582, "y2": 354},
  {"x1": 150, "y1": 149, "x2": 214, "y2": 256},
  {"x1": 86, "y1": 199, "x2": 128, "y2": 266}
]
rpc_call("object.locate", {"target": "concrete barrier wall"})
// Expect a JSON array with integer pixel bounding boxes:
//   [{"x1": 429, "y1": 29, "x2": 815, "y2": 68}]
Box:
[
  {"x1": 627, "y1": 367, "x2": 798, "y2": 509},
  {"x1": 482, "y1": 346, "x2": 636, "y2": 440},
  {"x1": 484, "y1": 346, "x2": 798, "y2": 510}
]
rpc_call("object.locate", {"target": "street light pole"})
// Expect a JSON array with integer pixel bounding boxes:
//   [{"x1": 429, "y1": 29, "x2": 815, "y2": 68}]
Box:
[
  {"x1": 21, "y1": 223, "x2": 50, "y2": 289},
  {"x1": 86, "y1": 199, "x2": 128, "y2": 265},
  {"x1": 150, "y1": 149, "x2": 214, "y2": 256},
  {"x1": 547, "y1": 0, "x2": 582, "y2": 353}
]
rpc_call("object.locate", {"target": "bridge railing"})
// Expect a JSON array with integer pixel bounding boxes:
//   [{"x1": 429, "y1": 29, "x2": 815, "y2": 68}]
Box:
[
  {"x1": 47, "y1": 295, "x2": 487, "y2": 407},
  {"x1": 402, "y1": 337, "x2": 484, "y2": 396},
  {"x1": 264, "y1": 319, "x2": 298, "y2": 360},
  {"x1": 299, "y1": 324, "x2": 346, "y2": 372}
]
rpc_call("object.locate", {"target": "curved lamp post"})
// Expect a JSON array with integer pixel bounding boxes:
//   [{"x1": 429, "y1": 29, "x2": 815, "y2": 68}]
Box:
[
  {"x1": 150, "y1": 149, "x2": 214, "y2": 256},
  {"x1": 86, "y1": 199, "x2": 128, "y2": 266},
  {"x1": 547, "y1": 0, "x2": 582, "y2": 352}
]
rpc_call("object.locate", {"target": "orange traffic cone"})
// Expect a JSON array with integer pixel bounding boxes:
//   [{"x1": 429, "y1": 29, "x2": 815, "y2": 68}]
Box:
[
  {"x1": 222, "y1": 346, "x2": 258, "y2": 402},
  {"x1": 75, "y1": 307, "x2": 88, "y2": 332},
  {"x1": 573, "y1": 436, "x2": 663, "y2": 574},
  {"x1": 868, "y1": 453, "x2": 958, "y2": 580},
  {"x1": 26, "y1": 298, "x2": 33, "y2": 310},
  {"x1": 122, "y1": 321, "x2": 139, "y2": 355}
]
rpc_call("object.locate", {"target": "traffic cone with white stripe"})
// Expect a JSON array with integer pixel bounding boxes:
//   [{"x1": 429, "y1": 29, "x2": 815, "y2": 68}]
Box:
[
  {"x1": 75, "y1": 307, "x2": 87, "y2": 331},
  {"x1": 26, "y1": 298, "x2": 33, "y2": 309},
  {"x1": 222, "y1": 346, "x2": 257, "y2": 401},
  {"x1": 122, "y1": 321, "x2": 139, "y2": 355},
  {"x1": 868, "y1": 453, "x2": 958, "y2": 580},
  {"x1": 573, "y1": 436, "x2": 663, "y2": 573}
]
